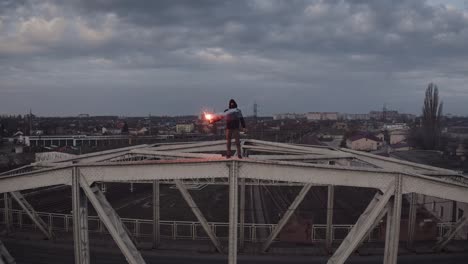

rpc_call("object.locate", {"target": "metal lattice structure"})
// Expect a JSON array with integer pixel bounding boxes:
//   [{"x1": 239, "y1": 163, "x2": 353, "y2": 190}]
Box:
[{"x1": 1, "y1": 139, "x2": 468, "y2": 264}]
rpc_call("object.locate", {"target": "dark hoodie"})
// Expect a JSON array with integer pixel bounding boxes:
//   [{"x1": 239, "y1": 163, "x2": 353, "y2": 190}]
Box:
[{"x1": 224, "y1": 99, "x2": 245, "y2": 129}]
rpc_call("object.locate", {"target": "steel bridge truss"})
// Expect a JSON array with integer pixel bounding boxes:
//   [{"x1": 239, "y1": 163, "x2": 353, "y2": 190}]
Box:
[{"x1": 1, "y1": 139, "x2": 468, "y2": 264}]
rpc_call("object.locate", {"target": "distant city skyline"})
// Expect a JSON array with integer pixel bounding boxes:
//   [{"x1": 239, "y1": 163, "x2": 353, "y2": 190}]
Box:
[
  {"x1": 1, "y1": 0, "x2": 468, "y2": 116},
  {"x1": 3, "y1": 107, "x2": 466, "y2": 118}
]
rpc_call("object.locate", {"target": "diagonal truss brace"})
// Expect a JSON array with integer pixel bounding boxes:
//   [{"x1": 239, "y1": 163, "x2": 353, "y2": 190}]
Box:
[
  {"x1": 327, "y1": 182, "x2": 395, "y2": 264},
  {"x1": 357, "y1": 203, "x2": 390, "y2": 248},
  {"x1": 433, "y1": 216, "x2": 468, "y2": 252},
  {"x1": 174, "y1": 180, "x2": 223, "y2": 253},
  {"x1": 79, "y1": 176, "x2": 146, "y2": 264},
  {"x1": 261, "y1": 183, "x2": 313, "y2": 252},
  {"x1": 0, "y1": 238, "x2": 15, "y2": 264},
  {"x1": 9, "y1": 191, "x2": 54, "y2": 240}
]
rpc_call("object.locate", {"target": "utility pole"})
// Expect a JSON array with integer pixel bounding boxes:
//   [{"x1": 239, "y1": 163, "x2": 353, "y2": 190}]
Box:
[
  {"x1": 382, "y1": 103, "x2": 387, "y2": 122},
  {"x1": 253, "y1": 102, "x2": 258, "y2": 125},
  {"x1": 149, "y1": 113, "x2": 152, "y2": 135},
  {"x1": 29, "y1": 109, "x2": 33, "y2": 136}
]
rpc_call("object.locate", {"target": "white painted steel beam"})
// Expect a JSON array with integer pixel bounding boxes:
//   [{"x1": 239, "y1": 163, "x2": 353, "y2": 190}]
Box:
[
  {"x1": 175, "y1": 180, "x2": 223, "y2": 253},
  {"x1": 130, "y1": 149, "x2": 222, "y2": 159},
  {"x1": 0, "y1": 165, "x2": 34, "y2": 177},
  {"x1": 55, "y1": 145, "x2": 150, "y2": 164},
  {"x1": 383, "y1": 176, "x2": 402, "y2": 264},
  {"x1": 0, "y1": 238, "x2": 15, "y2": 264},
  {"x1": 177, "y1": 145, "x2": 227, "y2": 153},
  {"x1": 10, "y1": 191, "x2": 54, "y2": 240},
  {"x1": 2, "y1": 194, "x2": 11, "y2": 234},
  {"x1": 340, "y1": 148, "x2": 458, "y2": 175},
  {"x1": 247, "y1": 139, "x2": 338, "y2": 155},
  {"x1": 79, "y1": 176, "x2": 146, "y2": 264},
  {"x1": 433, "y1": 216, "x2": 468, "y2": 252},
  {"x1": 152, "y1": 180, "x2": 160, "y2": 249},
  {"x1": 261, "y1": 183, "x2": 313, "y2": 252},
  {"x1": 357, "y1": 204, "x2": 390, "y2": 248},
  {"x1": 228, "y1": 161, "x2": 239, "y2": 264},
  {"x1": 151, "y1": 140, "x2": 226, "y2": 151},
  {"x1": 249, "y1": 154, "x2": 354, "y2": 161},
  {"x1": 239, "y1": 161, "x2": 395, "y2": 191},
  {"x1": 383, "y1": 199, "x2": 394, "y2": 264},
  {"x1": 0, "y1": 167, "x2": 72, "y2": 193},
  {"x1": 326, "y1": 185, "x2": 335, "y2": 252},
  {"x1": 79, "y1": 161, "x2": 229, "y2": 184},
  {"x1": 402, "y1": 173, "x2": 468, "y2": 203},
  {"x1": 3, "y1": 157, "x2": 468, "y2": 205},
  {"x1": 327, "y1": 183, "x2": 394, "y2": 264},
  {"x1": 407, "y1": 193, "x2": 417, "y2": 249},
  {"x1": 243, "y1": 145, "x2": 318, "y2": 155},
  {"x1": 239, "y1": 178, "x2": 246, "y2": 251},
  {"x1": 72, "y1": 168, "x2": 90, "y2": 264}
]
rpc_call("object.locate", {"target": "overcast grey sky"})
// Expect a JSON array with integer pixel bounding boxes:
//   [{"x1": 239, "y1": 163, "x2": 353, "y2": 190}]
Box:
[{"x1": 1, "y1": 0, "x2": 467, "y2": 116}]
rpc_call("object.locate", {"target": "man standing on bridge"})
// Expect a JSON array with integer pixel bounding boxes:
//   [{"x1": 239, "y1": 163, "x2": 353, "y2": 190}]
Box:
[
  {"x1": 206, "y1": 99, "x2": 246, "y2": 158},
  {"x1": 224, "y1": 99, "x2": 246, "y2": 158}
]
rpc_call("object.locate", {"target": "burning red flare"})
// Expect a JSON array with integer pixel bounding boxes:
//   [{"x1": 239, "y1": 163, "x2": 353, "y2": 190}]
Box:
[{"x1": 205, "y1": 113, "x2": 213, "y2": 121}]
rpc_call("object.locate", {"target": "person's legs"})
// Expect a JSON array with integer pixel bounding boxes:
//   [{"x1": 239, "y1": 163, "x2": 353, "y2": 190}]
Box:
[
  {"x1": 233, "y1": 129, "x2": 241, "y2": 158},
  {"x1": 226, "y1": 129, "x2": 232, "y2": 158}
]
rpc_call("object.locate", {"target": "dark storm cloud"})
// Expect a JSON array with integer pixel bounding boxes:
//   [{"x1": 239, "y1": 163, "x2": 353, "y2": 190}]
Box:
[{"x1": 0, "y1": 0, "x2": 468, "y2": 116}]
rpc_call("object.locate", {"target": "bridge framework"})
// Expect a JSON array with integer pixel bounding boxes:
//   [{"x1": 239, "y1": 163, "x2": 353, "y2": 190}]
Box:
[{"x1": 1, "y1": 139, "x2": 468, "y2": 264}]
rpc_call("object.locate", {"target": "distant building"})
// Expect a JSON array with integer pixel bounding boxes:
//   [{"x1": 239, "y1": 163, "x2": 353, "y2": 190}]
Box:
[
  {"x1": 306, "y1": 112, "x2": 322, "y2": 121},
  {"x1": 383, "y1": 123, "x2": 409, "y2": 130},
  {"x1": 176, "y1": 124, "x2": 195, "y2": 134},
  {"x1": 322, "y1": 112, "x2": 338, "y2": 120},
  {"x1": 376, "y1": 132, "x2": 385, "y2": 142},
  {"x1": 370, "y1": 110, "x2": 398, "y2": 120},
  {"x1": 273, "y1": 113, "x2": 305, "y2": 120},
  {"x1": 389, "y1": 129, "x2": 408, "y2": 145},
  {"x1": 342, "y1": 113, "x2": 370, "y2": 120},
  {"x1": 306, "y1": 112, "x2": 339, "y2": 121},
  {"x1": 78, "y1": 114, "x2": 90, "y2": 118},
  {"x1": 456, "y1": 143, "x2": 467, "y2": 160},
  {"x1": 346, "y1": 134, "x2": 382, "y2": 151},
  {"x1": 333, "y1": 122, "x2": 348, "y2": 130}
]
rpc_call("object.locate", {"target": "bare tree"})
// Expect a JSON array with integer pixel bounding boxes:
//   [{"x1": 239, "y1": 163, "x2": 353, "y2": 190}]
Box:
[{"x1": 422, "y1": 83, "x2": 443, "y2": 150}]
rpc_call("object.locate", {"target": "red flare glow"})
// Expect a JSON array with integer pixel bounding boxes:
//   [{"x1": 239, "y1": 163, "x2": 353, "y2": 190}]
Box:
[{"x1": 205, "y1": 113, "x2": 213, "y2": 120}]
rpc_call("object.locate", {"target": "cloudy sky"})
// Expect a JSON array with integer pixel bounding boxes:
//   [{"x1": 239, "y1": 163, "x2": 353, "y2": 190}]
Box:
[{"x1": 1, "y1": 0, "x2": 468, "y2": 116}]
